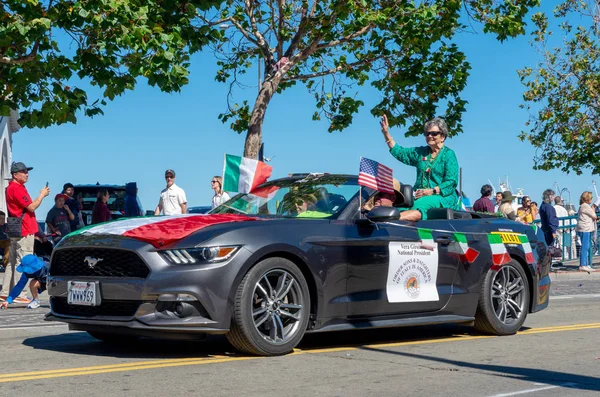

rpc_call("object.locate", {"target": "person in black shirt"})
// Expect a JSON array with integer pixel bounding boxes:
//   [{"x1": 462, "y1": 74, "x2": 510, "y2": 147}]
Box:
[{"x1": 46, "y1": 194, "x2": 74, "y2": 244}]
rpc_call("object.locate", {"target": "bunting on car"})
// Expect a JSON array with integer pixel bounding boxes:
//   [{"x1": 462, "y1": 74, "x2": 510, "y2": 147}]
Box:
[
  {"x1": 487, "y1": 233, "x2": 512, "y2": 269},
  {"x1": 448, "y1": 232, "x2": 480, "y2": 263},
  {"x1": 417, "y1": 228, "x2": 435, "y2": 250},
  {"x1": 518, "y1": 234, "x2": 536, "y2": 264}
]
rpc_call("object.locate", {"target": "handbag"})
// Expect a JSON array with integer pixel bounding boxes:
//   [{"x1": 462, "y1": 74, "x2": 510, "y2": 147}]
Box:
[
  {"x1": 6, "y1": 210, "x2": 26, "y2": 239},
  {"x1": 547, "y1": 241, "x2": 562, "y2": 258}
]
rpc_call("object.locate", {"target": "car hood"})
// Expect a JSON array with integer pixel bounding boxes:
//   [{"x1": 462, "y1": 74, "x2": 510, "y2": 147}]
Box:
[{"x1": 63, "y1": 214, "x2": 262, "y2": 248}]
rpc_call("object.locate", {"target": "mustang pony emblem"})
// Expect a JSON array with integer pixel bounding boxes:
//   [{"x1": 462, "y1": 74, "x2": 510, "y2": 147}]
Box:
[{"x1": 84, "y1": 256, "x2": 104, "y2": 269}]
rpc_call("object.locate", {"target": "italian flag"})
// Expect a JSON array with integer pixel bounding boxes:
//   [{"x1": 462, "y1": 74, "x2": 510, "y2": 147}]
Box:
[
  {"x1": 418, "y1": 228, "x2": 435, "y2": 250},
  {"x1": 223, "y1": 154, "x2": 273, "y2": 194},
  {"x1": 449, "y1": 232, "x2": 479, "y2": 263},
  {"x1": 488, "y1": 234, "x2": 511, "y2": 269},
  {"x1": 519, "y1": 234, "x2": 536, "y2": 264},
  {"x1": 68, "y1": 214, "x2": 258, "y2": 248}
]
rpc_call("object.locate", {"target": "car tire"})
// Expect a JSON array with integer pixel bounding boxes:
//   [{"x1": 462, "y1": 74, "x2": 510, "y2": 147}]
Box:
[
  {"x1": 474, "y1": 259, "x2": 530, "y2": 335},
  {"x1": 226, "y1": 257, "x2": 311, "y2": 356},
  {"x1": 87, "y1": 331, "x2": 139, "y2": 345}
]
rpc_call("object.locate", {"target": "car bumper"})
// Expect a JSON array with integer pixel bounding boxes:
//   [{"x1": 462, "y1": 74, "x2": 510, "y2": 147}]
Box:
[{"x1": 47, "y1": 238, "x2": 254, "y2": 336}]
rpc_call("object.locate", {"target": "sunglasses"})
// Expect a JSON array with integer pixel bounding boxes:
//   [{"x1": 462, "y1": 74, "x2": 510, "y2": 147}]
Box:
[
  {"x1": 424, "y1": 130, "x2": 441, "y2": 137},
  {"x1": 211, "y1": 180, "x2": 218, "y2": 184},
  {"x1": 165, "y1": 175, "x2": 174, "y2": 179}
]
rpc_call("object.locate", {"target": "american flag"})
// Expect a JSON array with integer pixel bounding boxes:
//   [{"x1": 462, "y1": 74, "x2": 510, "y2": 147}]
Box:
[{"x1": 358, "y1": 157, "x2": 394, "y2": 193}]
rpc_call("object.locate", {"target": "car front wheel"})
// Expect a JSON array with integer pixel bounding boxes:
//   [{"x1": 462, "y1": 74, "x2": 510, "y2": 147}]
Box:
[
  {"x1": 474, "y1": 259, "x2": 530, "y2": 335},
  {"x1": 226, "y1": 257, "x2": 311, "y2": 356}
]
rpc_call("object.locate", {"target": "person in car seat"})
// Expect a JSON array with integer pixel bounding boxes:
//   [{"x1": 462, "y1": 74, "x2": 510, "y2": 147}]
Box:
[{"x1": 380, "y1": 114, "x2": 459, "y2": 221}]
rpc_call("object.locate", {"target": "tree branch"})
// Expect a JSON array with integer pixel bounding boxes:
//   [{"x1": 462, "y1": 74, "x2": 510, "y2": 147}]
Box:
[
  {"x1": 315, "y1": 23, "x2": 375, "y2": 51},
  {"x1": 0, "y1": 41, "x2": 40, "y2": 65},
  {"x1": 282, "y1": 57, "x2": 377, "y2": 81},
  {"x1": 276, "y1": 0, "x2": 285, "y2": 58}
]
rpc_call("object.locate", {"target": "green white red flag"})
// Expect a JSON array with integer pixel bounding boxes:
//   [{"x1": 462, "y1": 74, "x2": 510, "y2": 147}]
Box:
[
  {"x1": 449, "y1": 232, "x2": 479, "y2": 263},
  {"x1": 518, "y1": 234, "x2": 536, "y2": 264},
  {"x1": 223, "y1": 154, "x2": 272, "y2": 194},
  {"x1": 488, "y1": 234, "x2": 511, "y2": 269},
  {"x1": 418, "y1": 228, "x2": 435, "y2": 250}
]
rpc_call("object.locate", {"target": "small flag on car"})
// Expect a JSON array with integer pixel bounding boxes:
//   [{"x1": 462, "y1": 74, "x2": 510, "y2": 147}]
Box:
[
  {"x1": 358, "y1": 157, "x2": 394, "y2": 193},
  {"x1": 223, "y1": 154, "x2": 273, "y2": 194}
]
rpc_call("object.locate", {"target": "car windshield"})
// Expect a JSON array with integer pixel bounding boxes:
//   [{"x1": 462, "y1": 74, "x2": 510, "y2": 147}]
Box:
[
  {"x1": 211, "y1": 175, "x2": 362, "y2": 219},
  {"x1": 77, "y1": 187, "x2": 127, "y2": 212}
]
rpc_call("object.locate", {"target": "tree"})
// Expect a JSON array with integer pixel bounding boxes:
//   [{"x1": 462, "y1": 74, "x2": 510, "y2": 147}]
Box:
[
  {"x1": 519, "y1": 0, "x2": 600, "y2": 174},
  {"x1": 205, "y1": 0, "x2": 539, "y2": 158},
  {"x1": 0, "y1": 0, "x2": 222, "y2": 128}
]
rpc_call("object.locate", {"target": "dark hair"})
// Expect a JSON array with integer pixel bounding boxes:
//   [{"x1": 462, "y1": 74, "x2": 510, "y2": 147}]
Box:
[
  {"x1": 480, "y1": 184, "x2": 493, "y2": 197},
  {"x1": 531, "y1": 201, "x2": 538, "y2": 207},
  {"x1": 0, "y1": 211, "x2": 5, "y2": 217},
  {"x1": 63, "y1": 183, "x2": 74, "y2": 192},
  {"x1": 542, "y1": 189, "x2": 555, "y2": 204},
  {"x1": 96, "y1": 189, "x2": 109, "y2": 200}
]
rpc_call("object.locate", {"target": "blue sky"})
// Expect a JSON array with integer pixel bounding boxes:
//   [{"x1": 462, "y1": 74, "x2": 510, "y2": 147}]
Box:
[{"x1": 14, "y1": 5, "x2": 598, "y2": 218}]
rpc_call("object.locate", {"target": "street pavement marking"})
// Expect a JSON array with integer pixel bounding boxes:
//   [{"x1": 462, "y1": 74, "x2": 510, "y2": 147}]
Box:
[
  {"x1": 487, "y1": 382, "x2": 578, "y2": 397},
  {"x1": 0, "y1": 322, "x2": 599, "y2": 383}
]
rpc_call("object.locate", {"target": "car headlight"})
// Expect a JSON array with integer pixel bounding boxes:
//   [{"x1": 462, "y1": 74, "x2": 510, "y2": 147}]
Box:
[{"x1": 159, "y1": 246, "x2": 240, "y2": 264}]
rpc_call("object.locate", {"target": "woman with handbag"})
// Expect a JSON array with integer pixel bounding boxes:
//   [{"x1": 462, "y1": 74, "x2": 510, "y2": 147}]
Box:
[{"x1": 576, "y1": 191, "x2": 597, "y2": 272}]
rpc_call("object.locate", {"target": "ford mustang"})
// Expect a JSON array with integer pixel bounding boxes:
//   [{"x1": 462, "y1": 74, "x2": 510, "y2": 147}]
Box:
[{"x1": 46, "y1": 174, "x2": 551, "y2": 355}]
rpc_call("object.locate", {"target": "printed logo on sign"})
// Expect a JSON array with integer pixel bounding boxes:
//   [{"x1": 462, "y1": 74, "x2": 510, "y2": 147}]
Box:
[
  {"x1": 404, "y1": 273, "x2": 421, "y2": 299},
  {"x1": 84, "y1": 256, "x2": 103, "y2": 269}
]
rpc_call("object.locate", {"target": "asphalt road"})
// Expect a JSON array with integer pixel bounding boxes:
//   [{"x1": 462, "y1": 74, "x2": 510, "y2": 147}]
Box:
[{"x1": 0, "y1": 279, "x2": 599, "y2": 397}]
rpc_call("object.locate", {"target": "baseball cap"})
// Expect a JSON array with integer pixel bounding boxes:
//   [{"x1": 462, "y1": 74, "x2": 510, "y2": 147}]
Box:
[
  {"x1": 165, "y1": 169, "x2": 176, "y2": 177},
  {"x1": 10, "y1": 162, "x2": 33, "y2": 174},
  {"x1": 55, "y1": 193, "x2": 69, "y2": 201}
]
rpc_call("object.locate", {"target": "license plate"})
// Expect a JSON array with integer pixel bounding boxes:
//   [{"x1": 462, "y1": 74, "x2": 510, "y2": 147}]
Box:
[
  {"x1": 493, "y1": 232, "x2": 521, "y2": 244},
  {"x1": 67, "y1": 281, "x2": 101, "y2": 306}
]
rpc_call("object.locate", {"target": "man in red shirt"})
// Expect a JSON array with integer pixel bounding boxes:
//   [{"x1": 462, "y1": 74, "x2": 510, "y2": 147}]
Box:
[{"x1": 0, "y1": 162, "x2": 50, "y2": 302}]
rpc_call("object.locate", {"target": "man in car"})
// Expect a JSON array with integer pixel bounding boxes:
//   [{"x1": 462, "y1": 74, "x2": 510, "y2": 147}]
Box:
[
  {"x1": 0, "y1": 162, "x2": 50, "y2": 303},
  {"x1": 155, "y1": 169, "x2": 187, "y2": 215}
]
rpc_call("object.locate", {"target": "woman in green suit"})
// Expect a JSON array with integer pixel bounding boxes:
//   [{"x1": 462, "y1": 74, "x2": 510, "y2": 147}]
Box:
[{"x1": 380, "y1": 114, "x2": 459, "y2": 221}]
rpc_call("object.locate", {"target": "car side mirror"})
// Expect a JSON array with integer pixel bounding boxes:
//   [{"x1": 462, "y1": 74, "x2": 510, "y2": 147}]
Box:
[{"x1": 366, "y1": 206, "x2": 400, "y2": 222}]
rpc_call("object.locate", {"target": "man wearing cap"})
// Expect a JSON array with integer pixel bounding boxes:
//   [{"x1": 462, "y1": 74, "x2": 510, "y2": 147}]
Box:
[
  {"x1": 154, "y1": 169, "x2": 187, "y2": 216},
  {"x1": 0, "y1": 162, "x2": 50, "y2": 302},
  {"x1": 46, "y1": 193, "x2": 74, "y2": 244}
]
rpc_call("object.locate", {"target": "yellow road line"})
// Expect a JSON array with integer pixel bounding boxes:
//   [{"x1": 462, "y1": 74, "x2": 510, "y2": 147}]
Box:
[{"x1": 1, "y1": 322, "x2": 598, "y2": 383}]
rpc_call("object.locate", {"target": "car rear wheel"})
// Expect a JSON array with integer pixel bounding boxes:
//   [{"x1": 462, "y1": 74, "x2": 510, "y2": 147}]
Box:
[
  {"x1": 226, "y1": 257, "x2": 310, "y2": 356},
  {"x1": 474, "y1": 259, "x2": 530, "y2": 335}
]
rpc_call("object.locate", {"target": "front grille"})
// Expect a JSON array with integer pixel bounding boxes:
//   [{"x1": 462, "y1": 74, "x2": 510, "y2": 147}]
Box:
[
  {"x1": 50, "y1": 248, "x2": 150, "y2": 278},
  {"x1": 51, "y1": 297, "x2": 141, "y2": 317}
]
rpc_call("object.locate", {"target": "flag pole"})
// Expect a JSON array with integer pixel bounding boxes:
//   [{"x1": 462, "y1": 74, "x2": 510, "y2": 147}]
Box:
[{"x1": 358, "y1": 157, "x2": 363, "y2": 217}]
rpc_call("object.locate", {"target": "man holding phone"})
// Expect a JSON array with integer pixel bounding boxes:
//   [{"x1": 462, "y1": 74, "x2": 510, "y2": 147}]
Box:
[{"x1": 0, "y1": 162, "x2": 50, "y2": 303}]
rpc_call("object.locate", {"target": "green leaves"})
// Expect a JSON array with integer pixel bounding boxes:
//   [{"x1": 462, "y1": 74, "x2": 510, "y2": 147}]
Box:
[
  {"x1": 1, "y1": 0, "x2": 223, "y2": 127},
  {"x1": 520, "y1": 0, "x2": 600, "y2": 174}
]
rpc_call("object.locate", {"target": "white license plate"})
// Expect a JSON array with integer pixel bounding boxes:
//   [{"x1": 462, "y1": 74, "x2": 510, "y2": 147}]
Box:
[{"x1": 67, "y1": 281, "x2": 101, "y2": 306}]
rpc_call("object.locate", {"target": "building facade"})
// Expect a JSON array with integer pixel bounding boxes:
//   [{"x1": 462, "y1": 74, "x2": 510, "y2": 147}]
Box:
[{"x1": 0, "y1": 110, "x2": 20, "y2": 214}]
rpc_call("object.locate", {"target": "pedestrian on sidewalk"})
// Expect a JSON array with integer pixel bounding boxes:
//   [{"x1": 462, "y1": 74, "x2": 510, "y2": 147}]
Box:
[
  {"x1": 0, "y1": 162, "x2": 50, "y2": 303},
  {"x1": 0, "y1": 255, "x2": 48, "y2": 310},
  {"x1": 0, "y1": 211, "x2": 10, "y2": 269},
  {"x1": 576, "y1": 191, "x2": 597, "y2": 273},
  {"x1": 211, "y1": 176, "x2": 230, "y2": 210},
  {"x1": 154, "y1": 169, "x2": 187, "y2": 215},
  {"x1": 539, "y1": 189, "x2": 558, "y2": 246},
  {"x1": 92, "y1": 189, "x2": 112, "y2": 224},
  {"x1": 45, "y1": 194, "x2": 74, "y2": 244}
]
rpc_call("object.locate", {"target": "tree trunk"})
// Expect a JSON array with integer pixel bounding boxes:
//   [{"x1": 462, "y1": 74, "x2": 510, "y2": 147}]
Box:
[{"x1": 243, "y1": 78, "x2": 280, "y2": 159}]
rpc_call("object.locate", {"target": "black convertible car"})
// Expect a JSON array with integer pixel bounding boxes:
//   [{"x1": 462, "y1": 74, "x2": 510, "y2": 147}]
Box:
[{"x1": 46, "y1": 174, "x2": 550, "y2": 355}]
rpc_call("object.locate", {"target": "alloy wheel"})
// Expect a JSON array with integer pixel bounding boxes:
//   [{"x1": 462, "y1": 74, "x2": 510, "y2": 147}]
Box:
[
  {"x1": 490, "y1": 265, "x2": 526, "y2": 325},
  {"x1": 252, "y1": 269, "x2": 304, "y2": 345}
]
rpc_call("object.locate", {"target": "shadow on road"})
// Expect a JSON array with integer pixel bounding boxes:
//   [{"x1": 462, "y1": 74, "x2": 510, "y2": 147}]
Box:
[
  {"x1": 22, "y1": 323, "x2": 524, "y2": 360},
  {"x1": 361, "y1": 347, "x2": 600, "y2": 393}
]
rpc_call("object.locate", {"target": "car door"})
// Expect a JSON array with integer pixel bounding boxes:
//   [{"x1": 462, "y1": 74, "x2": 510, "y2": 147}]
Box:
[{"x1": 345, "y1": 218, "x2": 460, "y2": 318}]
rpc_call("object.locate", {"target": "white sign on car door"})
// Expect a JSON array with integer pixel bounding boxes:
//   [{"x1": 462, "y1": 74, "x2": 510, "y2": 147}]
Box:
[{"x1": 386, "y1": 242, "x2": 439, "y2": 303}]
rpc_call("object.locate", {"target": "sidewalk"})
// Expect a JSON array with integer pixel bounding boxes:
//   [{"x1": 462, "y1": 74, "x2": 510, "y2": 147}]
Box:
[{"x1": 549, "y1": 256, "x2": 600, "y2": 281}]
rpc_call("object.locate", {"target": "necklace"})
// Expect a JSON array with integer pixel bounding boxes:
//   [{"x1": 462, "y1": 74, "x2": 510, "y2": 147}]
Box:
[{"x1": 421, "y1": 147, "x2": 443, "y2": 188}]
